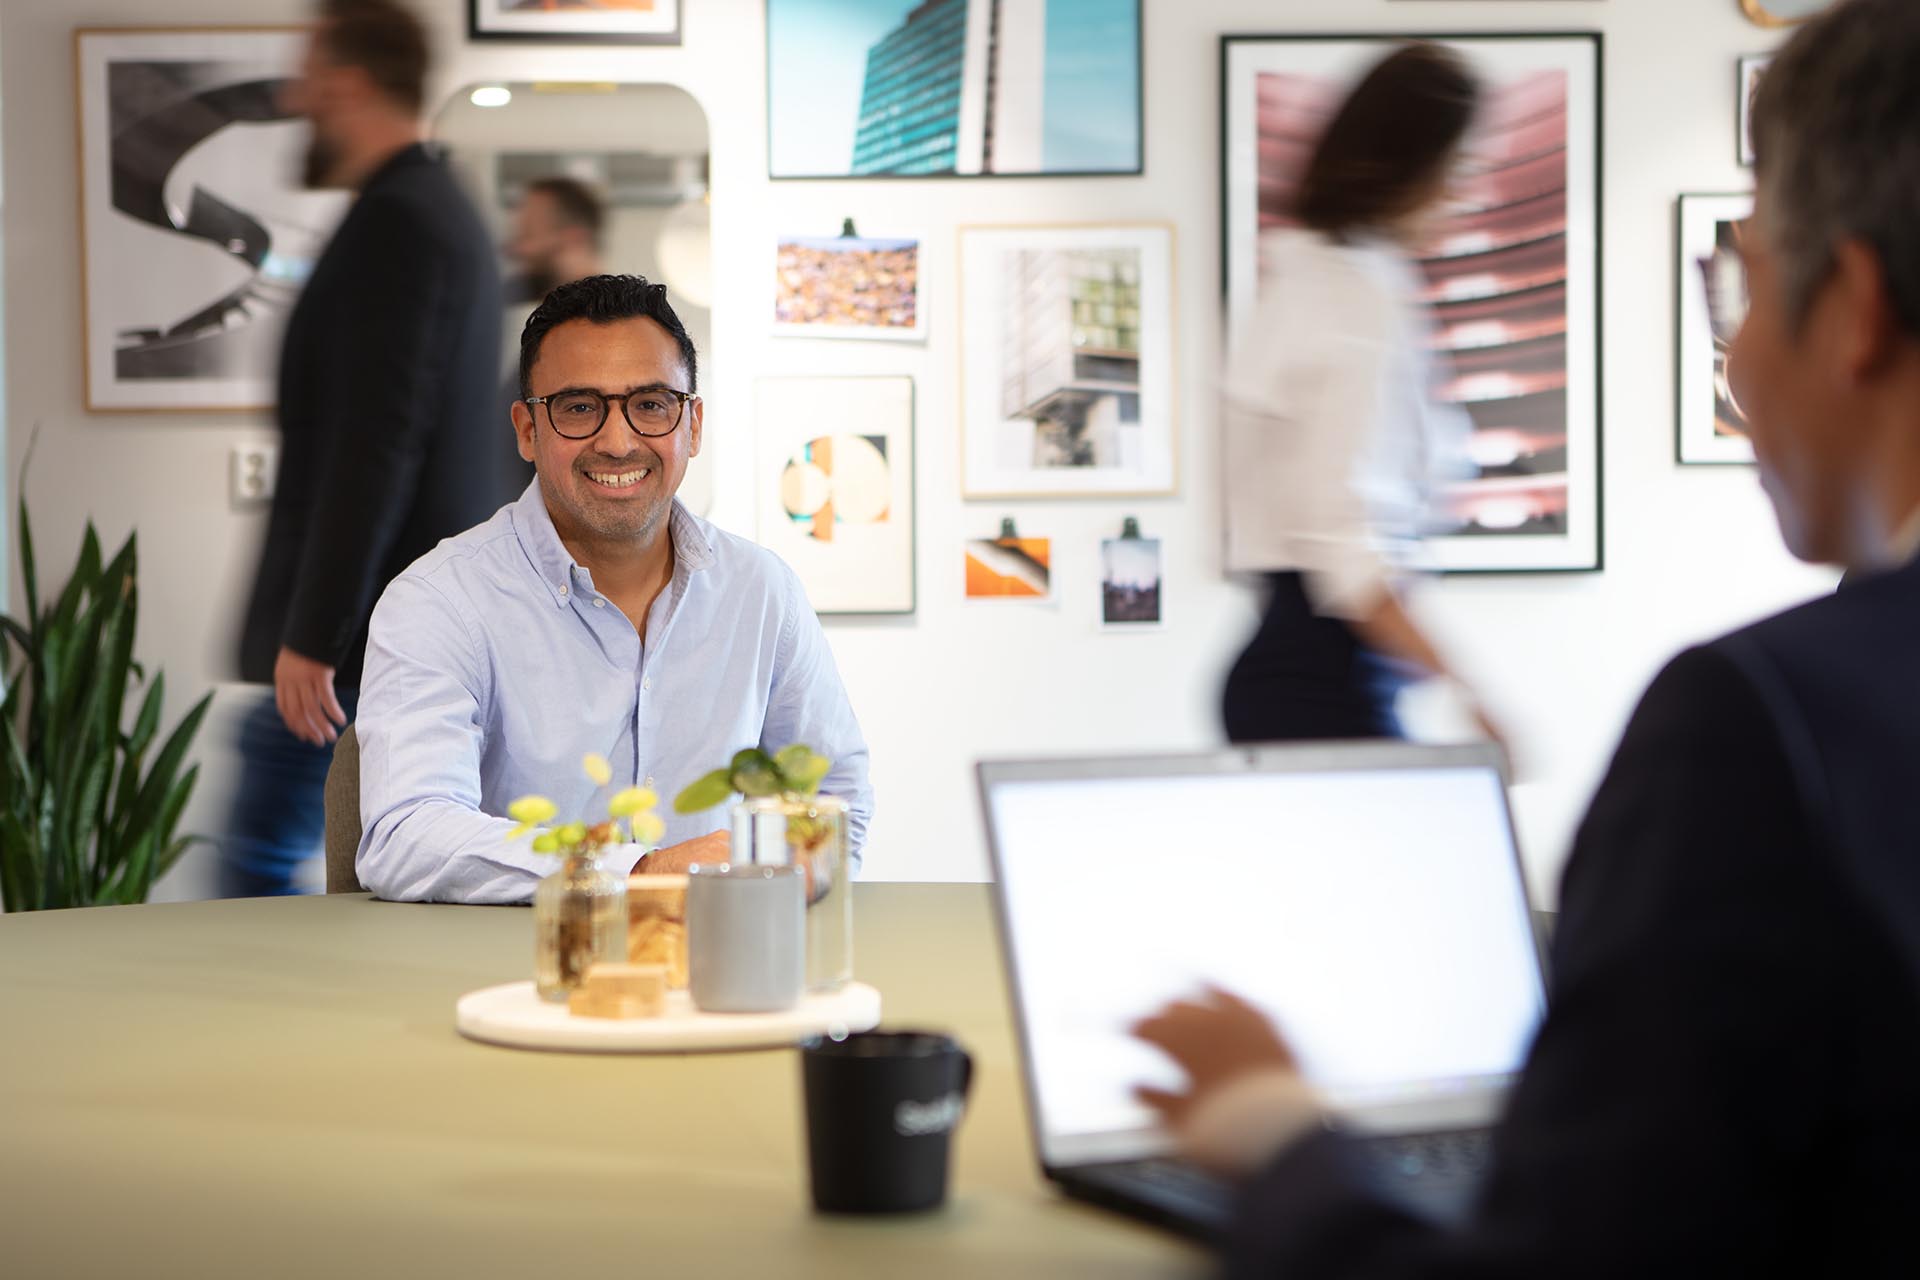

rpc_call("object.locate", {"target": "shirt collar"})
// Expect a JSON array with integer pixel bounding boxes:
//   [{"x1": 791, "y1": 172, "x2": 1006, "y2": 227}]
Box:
[{"x1": 511, "y1": 479, "x2": 716, "y2": 608}]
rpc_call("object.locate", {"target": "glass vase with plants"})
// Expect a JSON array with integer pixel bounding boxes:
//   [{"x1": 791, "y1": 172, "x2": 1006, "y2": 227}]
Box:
[
  {"x1": 510, "y1": 753, "x2": 666, "y2": 1001},
  {"x1": 674, "y1": 745, "x2": 852, "y2": 991}
]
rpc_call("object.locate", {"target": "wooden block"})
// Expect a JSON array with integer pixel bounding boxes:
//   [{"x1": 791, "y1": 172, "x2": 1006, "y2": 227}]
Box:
[
  {"x1": 627, "y1": 874, "x2": 690, "y2": 988},
  {"x1": 567, "y1": 962, "x2": 668, "y2": 1019}
]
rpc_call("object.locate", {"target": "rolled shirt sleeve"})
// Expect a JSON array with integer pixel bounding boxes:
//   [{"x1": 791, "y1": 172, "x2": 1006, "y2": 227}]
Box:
[{"x1": 356, "y1": 575, "x2": 645, "y2": 904}]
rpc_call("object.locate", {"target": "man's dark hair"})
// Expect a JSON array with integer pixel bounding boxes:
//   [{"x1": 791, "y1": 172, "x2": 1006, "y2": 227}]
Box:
[
  {"x1": 316, "y1": 0, "x2": 430, "y2": 116},
  {"x1": 519, "y1": 274, "x2": 699, "y2": 399},
  {"x1": 525, "y1": 176, "x2": 606, "y2": 248},
  {"x1": 1293, "y1": 43, "x2": 1481, "y2": 240},
  {"x1": 1749, "y1": 0, "x2": 1920, "y2": 334}
]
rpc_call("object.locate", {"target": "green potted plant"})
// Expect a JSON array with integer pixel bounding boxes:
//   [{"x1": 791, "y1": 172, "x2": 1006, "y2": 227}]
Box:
[
  {"x1": 0, "y1": 493, "x2": 211, "y2": 911},
  {"x1": 675, "y1": 744, "x2": 851, "y2": 991}
]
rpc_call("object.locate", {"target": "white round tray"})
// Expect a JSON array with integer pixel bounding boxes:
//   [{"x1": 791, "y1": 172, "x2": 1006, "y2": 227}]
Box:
[{"x1": 455, "y1": 980, "x2": 882, "y2": 1054}]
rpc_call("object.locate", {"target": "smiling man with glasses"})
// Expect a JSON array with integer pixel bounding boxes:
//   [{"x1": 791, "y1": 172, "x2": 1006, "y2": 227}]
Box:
[{"x1": 351, "y1": 274, "x2": 872, "y2": 902}]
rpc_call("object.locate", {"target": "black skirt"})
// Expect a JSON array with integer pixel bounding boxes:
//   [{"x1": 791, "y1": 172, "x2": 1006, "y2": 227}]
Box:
[{"x1": 1222, "y1": 572, "x2": 1409, "y2": 743}]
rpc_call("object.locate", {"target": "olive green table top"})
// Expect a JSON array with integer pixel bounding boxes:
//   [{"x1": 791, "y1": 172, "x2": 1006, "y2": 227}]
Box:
[{"x1": 0, "y1": 884, "x2": 1205, "y2": 1278}]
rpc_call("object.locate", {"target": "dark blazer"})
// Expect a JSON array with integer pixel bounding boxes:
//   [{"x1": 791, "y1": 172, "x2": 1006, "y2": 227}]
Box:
[
  {"x1": 1226, "y1": 559, "x2": 1920, "y2": 1278},
  {"x1": 239, "y1": 143, "x2": 510, "y2": 687}
]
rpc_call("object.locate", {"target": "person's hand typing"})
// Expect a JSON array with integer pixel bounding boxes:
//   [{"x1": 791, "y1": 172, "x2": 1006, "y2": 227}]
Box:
[
  {"x1": 274, "y1": 646, "x2": 347, "y2": 747},
  {"x1": 1132, "y1": 987, "x2": 1322, "y2": 1177},
  {"x1": 640, "y1": 829, "x2": 730, "y2": 874}
]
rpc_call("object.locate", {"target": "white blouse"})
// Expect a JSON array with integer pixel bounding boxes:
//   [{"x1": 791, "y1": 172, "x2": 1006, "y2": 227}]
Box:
[{"x1": 1222, "y1": 228, "x2": 1469, "y2": 621}]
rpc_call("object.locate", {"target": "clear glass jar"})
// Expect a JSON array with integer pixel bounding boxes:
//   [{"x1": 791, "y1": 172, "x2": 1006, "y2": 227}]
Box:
[
  {"x1": 733, "y1": 794, "x2": 852, "y2": 992},
  {"x1": 533, "y1": 852, "x2": 628, "y2": 1002}
]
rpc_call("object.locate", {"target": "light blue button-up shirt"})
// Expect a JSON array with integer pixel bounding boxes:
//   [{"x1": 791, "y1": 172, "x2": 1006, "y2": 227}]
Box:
[{"x1": 354, "y1": 482, "x2": 872, "y2": 903}]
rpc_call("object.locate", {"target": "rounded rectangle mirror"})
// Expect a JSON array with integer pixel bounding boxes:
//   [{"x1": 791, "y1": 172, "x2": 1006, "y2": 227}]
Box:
[{"x1": 434, "y1": 81, "x2": 715, "y2": 513}]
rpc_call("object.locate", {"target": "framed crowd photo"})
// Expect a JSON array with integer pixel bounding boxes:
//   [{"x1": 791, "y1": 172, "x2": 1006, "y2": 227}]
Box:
[
  {"x1": 957, "y1": 223, "x2": 1178, "y2": 500},
  {"x1": 1221, "y1": 32, "x2": 1604, "y2": 574},
  {"x1": 766, "y1": 0, "x2": 1142, "y2": 179},
  {"x1": 773, "y1": 232, "x2": 925, "y2": 342},
  {"x1": 75, "y1": 26, "x2": 349, "y2": 413},
  {"x1": 1738, "y1": 55, "x2": 1771, "y2": 166},
  {"x1": 1676, "y1": 193, "x2": 1755, "y2": 466},
  {"x1": 755, "y1": 376, "x2": 917, "y2": 615},
  {"x1": 468, "y1": 0, "x2": 682, "y2": 44}
]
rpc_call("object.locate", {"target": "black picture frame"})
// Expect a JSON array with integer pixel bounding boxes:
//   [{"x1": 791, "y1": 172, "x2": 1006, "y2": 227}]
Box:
[
  {"x1": 764, "y1": 0, "x2": 1144, "y2": 181},
  {"x1": 1674, "y1": 192, "x2": 1756, "y2": 466},
  {"x1": 467, "y1": 0, "x2": 682, "y2": 45},
  {"x1": 1217, "y1": 30, "x2": 1606, "y2": 575}
]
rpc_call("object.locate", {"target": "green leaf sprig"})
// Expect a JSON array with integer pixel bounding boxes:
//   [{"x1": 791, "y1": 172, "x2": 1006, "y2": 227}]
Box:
[{"x1": 673, "y1": 744, "x2": 832, "y2": 815}]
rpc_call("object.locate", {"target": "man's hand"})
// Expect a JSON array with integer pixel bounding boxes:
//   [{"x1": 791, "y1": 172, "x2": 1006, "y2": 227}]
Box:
[
  {"x1": 1131, "y1": 987, "x2": 1301, "y2": 1126},
  {"x1": 640, "y1": 829, "x2": 730, "y2": 874},
  {"x1": 274, "y1": 646, "x2": 347, "y2": 747}
]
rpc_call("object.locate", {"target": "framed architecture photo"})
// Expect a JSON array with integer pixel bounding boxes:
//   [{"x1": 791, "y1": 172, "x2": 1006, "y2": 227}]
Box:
[
  {"x1": 1676, "y1": 193, "x2": 1755, "y2": 466},
  {"x1": 766, "y1": 0, "x2": 1142, "y2": 179},
  {"x1": 1738, "y1": 55, "x2": 1771, "y2": 166},
  {"x1": 1221, "y1": 32, "x2": 1604, "y2": 573},
  {"x1": 468, "y1": 0, "x2": 682, "y2": 44},
  {"x1": 756, "y1": 376, "x2": 916, "y2": 615},
  {"x1": 75, "y1": 26, "x2": 349, "y2": 412},
  {"x1": 957, "y1": 223, "x2": 1177, "y2": 499},
  {"x1": 773, "y1": 233, "x2": 924, "y2": 340}
]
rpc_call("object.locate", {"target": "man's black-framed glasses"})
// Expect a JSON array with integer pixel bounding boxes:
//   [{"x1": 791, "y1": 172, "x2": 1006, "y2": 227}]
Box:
[{"x1": 524, "y1": 386, "x2": 698, "y2": 440}]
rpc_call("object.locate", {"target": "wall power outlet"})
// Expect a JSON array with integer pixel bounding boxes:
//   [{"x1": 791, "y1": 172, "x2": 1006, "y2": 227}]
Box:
[{"x1": 231, "y1": 443, "x2": 279, "y2": 505}]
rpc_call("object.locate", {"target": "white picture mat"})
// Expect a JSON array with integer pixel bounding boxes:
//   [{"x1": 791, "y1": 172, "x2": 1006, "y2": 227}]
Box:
[
  {"x1": 77, "y1": 28, "x2": 345, "y2": 412},
  {"x1": 1738, "y1": 55, "x2": 1770, "y2": 167},
  {"x1": 959, "y1": 223, "x2": 1178, "y2": 498},
  {"x1": 755, "y1": 376, "x2": 916, "y2": 614},
  {"x1": 987, "y1": 767, "x2": 1545, "y2": 1165},
  {"x1": 1223, "y1": 35, "x2": 1601, "y2": 572},
  {"x1": 471, "y1": 0, "x2": 679, "y2": 37},
  {"x1": 1677, "y1": 193, "x2": 1756, "y2": 465},
  {"x1": 770, "y1": 233, "x2": 926, "y2": 342}
]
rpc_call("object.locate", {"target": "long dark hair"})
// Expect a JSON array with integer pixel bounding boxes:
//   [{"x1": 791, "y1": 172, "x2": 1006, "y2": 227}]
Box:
[{"x1": 1294, "y1": 43, "x2": 1481, "y2": 241}]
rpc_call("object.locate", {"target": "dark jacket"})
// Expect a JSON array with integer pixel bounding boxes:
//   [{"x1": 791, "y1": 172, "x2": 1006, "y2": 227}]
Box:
[
  {"x1": 239, "y1": 143, "x2": 510, "y2": 687},
  {"x1": 1226, "y1": 559, "x2": 1920, "y2": 1278}
]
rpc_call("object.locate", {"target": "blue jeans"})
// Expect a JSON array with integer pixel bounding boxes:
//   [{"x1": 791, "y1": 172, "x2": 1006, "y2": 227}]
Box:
[{"x1": 218, "y1": 685, "x2": 360, "y2": 898}]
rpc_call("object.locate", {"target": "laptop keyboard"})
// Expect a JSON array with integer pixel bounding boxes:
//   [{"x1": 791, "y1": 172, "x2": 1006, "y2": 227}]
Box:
[{"x1": 1367, "y1": 1129, "x2": 1494, "y2": 1181}]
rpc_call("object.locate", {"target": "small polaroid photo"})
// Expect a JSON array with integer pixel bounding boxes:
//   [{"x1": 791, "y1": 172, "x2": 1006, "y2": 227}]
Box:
[
  {"x1": 964, "y1": 536, "x2": 1053, "y2": 602},
  {"x1": 1100, "y1": 535, "x2": 1163, "y2": 628}
]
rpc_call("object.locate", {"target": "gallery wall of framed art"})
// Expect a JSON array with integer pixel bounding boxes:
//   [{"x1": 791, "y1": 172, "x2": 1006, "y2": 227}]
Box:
[{"x1": 6, "y1": 0, "x2": 1847, "y2": 891}]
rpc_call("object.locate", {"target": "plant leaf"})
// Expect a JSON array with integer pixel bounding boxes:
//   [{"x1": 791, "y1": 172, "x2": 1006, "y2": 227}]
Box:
[
  {"x1": 673, "y1": 769, "x2": 735, "y2": 814},
  {"x1": 729, "y1": 748, "x2": 781, "y2": 798}
]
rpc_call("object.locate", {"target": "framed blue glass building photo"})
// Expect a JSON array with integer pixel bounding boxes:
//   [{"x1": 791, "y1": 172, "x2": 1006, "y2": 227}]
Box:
[{"x1": 766, "y1": 0, "x2": 1143, "y2": 179}]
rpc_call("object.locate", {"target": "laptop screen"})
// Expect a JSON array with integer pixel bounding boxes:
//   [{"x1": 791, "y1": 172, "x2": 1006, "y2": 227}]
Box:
[{"x1": 981, "y1": 746, "x2": 1547, "y2": 1167}]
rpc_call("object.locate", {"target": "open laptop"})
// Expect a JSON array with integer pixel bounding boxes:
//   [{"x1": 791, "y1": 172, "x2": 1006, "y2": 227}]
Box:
[{"x1": 977, "y1": 741, "x2": 1549, "y2": 1239}]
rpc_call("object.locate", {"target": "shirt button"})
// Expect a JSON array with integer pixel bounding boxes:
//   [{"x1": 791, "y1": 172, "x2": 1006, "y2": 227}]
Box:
[
  {"x1": 593, "y1": 598, "x2": 605, "y2": 608},
  {"x1": 645, "y1": 776, "x2": 655, "y2": 788},
  {"x1": 558, "y1": 585, "x2": 568, "y2": 597},
  {"x1": 642, "y1": 678, "x2": 652, "y2": 691}
]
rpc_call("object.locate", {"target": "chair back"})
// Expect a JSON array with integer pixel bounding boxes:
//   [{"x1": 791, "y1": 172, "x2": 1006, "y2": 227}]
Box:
[{"x1": 324, "y1": 725, "x2": 364, "y2": 893}]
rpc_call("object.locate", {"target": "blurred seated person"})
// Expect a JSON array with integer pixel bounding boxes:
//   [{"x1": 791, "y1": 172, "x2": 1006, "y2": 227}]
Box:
[
  {"x1": 355, "y1": 275, "x2": 871, "y2": 902},
  {"x1": 1134, "y1": 3, "x2": 1920, "y2": 1273}
]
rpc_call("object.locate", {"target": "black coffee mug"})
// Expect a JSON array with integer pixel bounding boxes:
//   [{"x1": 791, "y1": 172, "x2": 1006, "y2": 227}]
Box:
[{"x1": 801, "y1": 1029, "x2": 974, "y2": 1214}]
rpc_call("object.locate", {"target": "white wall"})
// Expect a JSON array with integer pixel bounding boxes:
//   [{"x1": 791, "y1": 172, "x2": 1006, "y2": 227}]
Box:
[{"x1": 1, "y1": 0, "x2": 1833, "y2": 902}]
